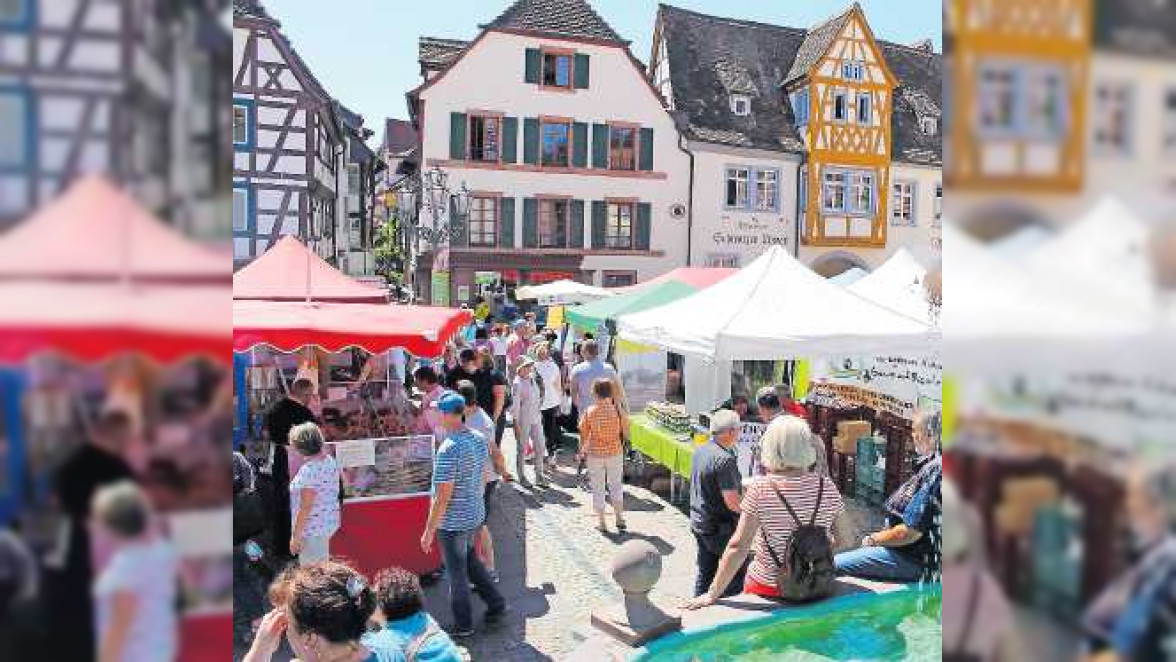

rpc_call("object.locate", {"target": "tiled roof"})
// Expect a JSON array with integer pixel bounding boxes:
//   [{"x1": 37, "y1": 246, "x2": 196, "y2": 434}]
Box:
[
  {"x1": 419, "y1": 37, "x2": 469, "y2": 69},
  {"x1": 782, "y1": 7, "x2": 854, "y2": 85},
  {"x1": 1095, "y1": 0, "x2": 1176, "y2": 59},
  {"x1": 658, "y1": 3, "x2": 941, "y2": 166},
  {"x1": 659, "y1": 5, "x2": 808, "y2": 153},
  {"x1": 481, "y1": 0, "x2": 627, "y2": 44},
  {"x1": 232, "y1": 0, "x2": 274, "y2": 22},
  {"x1": 383, "y1": 119, "x2": 418, "y2": 154}
]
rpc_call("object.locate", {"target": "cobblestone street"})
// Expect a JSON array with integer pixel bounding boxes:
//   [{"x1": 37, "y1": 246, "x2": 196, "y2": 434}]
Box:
[
  {"x1": 418, "y1": 431, "x2": 886, "y2": 661},
  {"x1": 235, "y1": 431, "x2": 886, "y2": 661}
]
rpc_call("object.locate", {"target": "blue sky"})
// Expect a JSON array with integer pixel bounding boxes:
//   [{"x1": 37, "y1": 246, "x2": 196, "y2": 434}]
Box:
[{"x1": 272, "y1": 0, "x2": 941, "y2": 141}]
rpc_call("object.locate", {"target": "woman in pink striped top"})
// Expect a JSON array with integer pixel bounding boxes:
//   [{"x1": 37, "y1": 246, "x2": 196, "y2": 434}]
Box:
[{"x1": 684, "y1": 416, "x2": 853, "y2": 608}]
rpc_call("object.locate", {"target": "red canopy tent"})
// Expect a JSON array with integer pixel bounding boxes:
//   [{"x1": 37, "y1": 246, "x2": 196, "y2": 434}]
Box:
[
  {"x1": 233, "y1": 299, "x2": 471, "y2": 357},
  {"x1": 0, "y1": 175, "x2": 229, "y2": 285},
  {"x1": 0, "y1": 176, "x2": 231, "y2": 662},
  {"x1": 233, "y1": 299, "x2": 471, "y2": 578},
  {"x1": 233, "y1": 235, "x2": 387, "y2": 303}
]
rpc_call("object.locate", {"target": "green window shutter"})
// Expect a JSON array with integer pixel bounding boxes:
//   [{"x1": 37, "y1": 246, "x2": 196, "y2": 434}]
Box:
[
  {"x1": 522, "y1": 198, "x2": 539, "y2": 248},
  {"x1": 499, "y1": 197, "x2": 515, "y2": 248},
  {"x1": 591, "y1": 123, "x2": 609, "y2": 169},
  {"x1": 639, "y1": 127, "x2": 655, "y2": 171},
  {"x1": 572, "y1": 122, "x2": 588, "y2": 168},
  {"x1": 573, "y1": 53, "x2": 590, "y2": 89},
  {"x1": 591, "y1": 200, "x2": 607, "y2": 249},
  {"x1": 523, "y1": 118, "x2": 540, "y2": 165},
  {"x1": 449, "y1": 112, "x2": 467, "y2": 160},
  {"x1": 525, "y1": 48, "x2": 541, "y2": 84},
  {"x1": 501, "y1": 117, "x2": 518, "y2": 163},
  {"x1": 570, "y1": 199, "x2": 585, "y2": 248},
  {"x1": 449, "y1": 197, "x2": 466, "y2": 247},
  {"x1": 636, "y1": 202, "x2": 652, "y2": 251}
]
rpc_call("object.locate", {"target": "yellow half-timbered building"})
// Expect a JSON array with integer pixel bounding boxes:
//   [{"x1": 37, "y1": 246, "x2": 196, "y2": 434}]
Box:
[{"x1": 652, "y1": 3, "x2": 942, "y2": 274}]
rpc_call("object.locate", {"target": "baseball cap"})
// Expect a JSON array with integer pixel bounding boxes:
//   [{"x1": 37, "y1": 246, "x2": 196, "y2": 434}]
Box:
[
  {"x1": 756, "y1": 385, "x2": 781, "y2": 409},
  {"x1": 515, "y1": 355, "x2": 535, "y2": 370},
  {"x1": 437, "y1": 392, "x2": 467, "y2": 414}
]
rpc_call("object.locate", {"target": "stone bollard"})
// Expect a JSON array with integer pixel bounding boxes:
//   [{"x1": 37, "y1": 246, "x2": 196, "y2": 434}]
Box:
[{"x1": 590, "y1": 540, "x2": 682, "y2": 646}]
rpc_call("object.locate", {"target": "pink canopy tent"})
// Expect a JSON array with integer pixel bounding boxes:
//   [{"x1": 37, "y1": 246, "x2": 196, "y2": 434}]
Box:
[
  {"x1": 0, "y1": 175, "x2": 229, "y2": 285},
  {"x1": 610, "y1": 267, "x2": 736, "y2": 294},
  {"x1": 233, "y1": 236, "x2": 388, "y2": 303}
]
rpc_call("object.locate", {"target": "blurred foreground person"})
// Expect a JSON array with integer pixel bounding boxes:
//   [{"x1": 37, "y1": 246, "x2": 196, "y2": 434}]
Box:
[
  {"x1": 941, "y1": 479, "x2": 1023, "y2": 661},
  {"x1": 835, "y1": 409, "x2": 942, "y2": 583},
  {"x1": 92, "y1": 481, "x2": 177, "y2": 662},
  {"x1": 369, "y1": 566, "x2": 463, "y2": 661},
  {"x1": 244, "y1": 561, "x2": 403, "y2": 662},
  {"x1": 0, "y1": 531, "x2": 43, "y2": 659},
  {"x1": 48, "y1": 409, "x2": 135, "y2": 661},
  {"x1": 1082, "y1": 461, "x2": 1176, "y2": 662}
]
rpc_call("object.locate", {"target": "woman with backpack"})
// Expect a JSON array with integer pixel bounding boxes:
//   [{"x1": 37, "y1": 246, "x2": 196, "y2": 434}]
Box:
[{"x1": 684, "y1": 416, "x2": 852, "y2": 608}]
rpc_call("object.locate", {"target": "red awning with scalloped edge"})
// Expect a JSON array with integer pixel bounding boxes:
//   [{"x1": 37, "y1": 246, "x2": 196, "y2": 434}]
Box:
[
  {"x1": 0, "y1": 284, "x2": 230, "y2": 365},
  {"x1": 233, "y1": 300, "x2": 471, "y2": 357}
]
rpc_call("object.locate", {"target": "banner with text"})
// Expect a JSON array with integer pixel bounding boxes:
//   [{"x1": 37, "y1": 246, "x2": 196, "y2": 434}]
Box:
[{"x1": 809, "y1": 355, "x2": 942, "y2": 420}]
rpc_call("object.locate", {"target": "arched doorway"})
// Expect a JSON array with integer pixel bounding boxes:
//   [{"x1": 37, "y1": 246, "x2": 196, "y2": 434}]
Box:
[{"x1": 808, "y1": 251, "x2": 870, "y2": 278}]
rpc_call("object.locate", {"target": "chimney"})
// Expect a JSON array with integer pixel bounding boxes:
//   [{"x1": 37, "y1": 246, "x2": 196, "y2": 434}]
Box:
[{"x1": 910, "y1": 38, "x2": 935, "y2": 54}]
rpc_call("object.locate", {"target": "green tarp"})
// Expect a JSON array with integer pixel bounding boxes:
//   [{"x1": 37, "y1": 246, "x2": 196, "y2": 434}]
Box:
[{"x1": 566, "y1": 280, "x2": 698, "y2": 331}]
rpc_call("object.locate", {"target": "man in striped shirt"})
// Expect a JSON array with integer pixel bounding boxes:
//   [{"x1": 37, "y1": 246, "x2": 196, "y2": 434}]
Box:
[{"x1": 420, "y1": 393, "x2": 506, "y2": 637}]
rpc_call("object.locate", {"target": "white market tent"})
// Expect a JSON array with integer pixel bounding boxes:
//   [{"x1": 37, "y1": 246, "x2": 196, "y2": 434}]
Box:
[
  {"x1": 847, "y1": 248, "x2": 933, "y2": 326},
  {"x1": 827, "y1": 266, "x2": 868, "y2": 286},
  {"x1": 616, "y1": 245, "x2": 936, "y2": 362},
  {"x1": 1025, "y1": 196, "x2": 1156, "y2": 313},
  {"x1": 515, "y1": 279, "x2": 614, "y2": 306}
]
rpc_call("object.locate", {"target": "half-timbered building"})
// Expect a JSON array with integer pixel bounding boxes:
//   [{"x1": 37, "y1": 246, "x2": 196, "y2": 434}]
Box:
[
  {"x1": 946, "y1": 0, "x2": 1176, "y2": 231},
  {"x1": 232, "y1": 0, "x2": 345, "y2": 268},
  {"x1": 408, "y1": 0, "x2": 691, "y2": 305},
  {"x1": 651, "y1": 3, "x2": 942, "y2": 273},
  {"x1": 0, "y1": 0, "x2": 229, "y2": 236},
  {"x1": 335, "y1": 103, "x2": 383, "y2": 279}
]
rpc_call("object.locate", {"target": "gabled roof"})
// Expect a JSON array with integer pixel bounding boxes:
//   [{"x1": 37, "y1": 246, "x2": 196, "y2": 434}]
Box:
[
  {"x1": 382, "y1": 119, "x2": 418, "y2": 154},
  {"x1": 480, "y1": 0, "x2": 627, "y2": 44},
  {"x1": 1095, "y1": 0, "x2": 1176, "y2": 59},
  {"x1": 782, "y1": 6, "x2": 855, "y2": 85},
  {"x1": 419, "y1": 36, "x2": 469, "y2": 69},
  {"x1": 657, "y1": 3, "x2": 941, "y2": 165}
]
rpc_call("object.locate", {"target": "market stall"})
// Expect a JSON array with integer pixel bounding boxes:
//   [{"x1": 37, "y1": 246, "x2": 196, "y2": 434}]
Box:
[
  {"x1": 233, "y1": 298, "x2": 472, "y2": 578},
  {"x1": 616, "y1": 246, "x2": 937, "y2": 495},
  {"x1": 0, "y1": 176, "x2": 233, "y2": 662},
  {"x1": 941, "y1": 221, "x2": 1171, "y2": 621},
  {"x1": 515, "y1": 279, "x2": 614, "y2": 306}
]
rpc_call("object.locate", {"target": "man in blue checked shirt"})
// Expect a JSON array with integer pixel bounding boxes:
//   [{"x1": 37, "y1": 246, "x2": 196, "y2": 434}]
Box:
[{"x1": 420, "y1": 393, "x2": 507, "y2": 638}]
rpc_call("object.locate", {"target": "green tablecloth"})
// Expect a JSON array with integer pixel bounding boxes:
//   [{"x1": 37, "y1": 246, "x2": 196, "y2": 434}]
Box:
[{"x1": 630, "y1": 414, "x2": 695, "y2": 479}]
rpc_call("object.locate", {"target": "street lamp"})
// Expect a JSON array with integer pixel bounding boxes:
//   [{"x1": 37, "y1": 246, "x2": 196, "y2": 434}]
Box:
[{"x1": 414, "y1": 165, "x2": 471, "y2": 247}]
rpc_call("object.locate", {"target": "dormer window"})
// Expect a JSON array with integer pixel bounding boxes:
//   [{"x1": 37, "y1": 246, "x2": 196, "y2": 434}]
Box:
[
  {"x1": 920, "y1": 116, "x2": 938, "y2": 135},
  {"x1": 730, "y1": 94, "x2": 750, "y2": 116}
]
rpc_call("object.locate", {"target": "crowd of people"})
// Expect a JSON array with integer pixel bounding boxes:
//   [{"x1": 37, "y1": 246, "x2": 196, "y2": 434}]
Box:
[{"x1": 231, "y1": 305, "x2": 1176, "y2": 662}]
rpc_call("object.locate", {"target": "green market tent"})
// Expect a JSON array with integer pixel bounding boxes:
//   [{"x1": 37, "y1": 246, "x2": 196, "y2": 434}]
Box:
[{"x1": 566, "y1": 280, "x2": 699, "y2": 332}]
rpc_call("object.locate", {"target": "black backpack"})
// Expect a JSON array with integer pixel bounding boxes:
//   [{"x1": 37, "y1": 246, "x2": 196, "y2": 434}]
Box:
[{"x1": 760, "y1": 478, "x2": 835, "y2": 602}]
